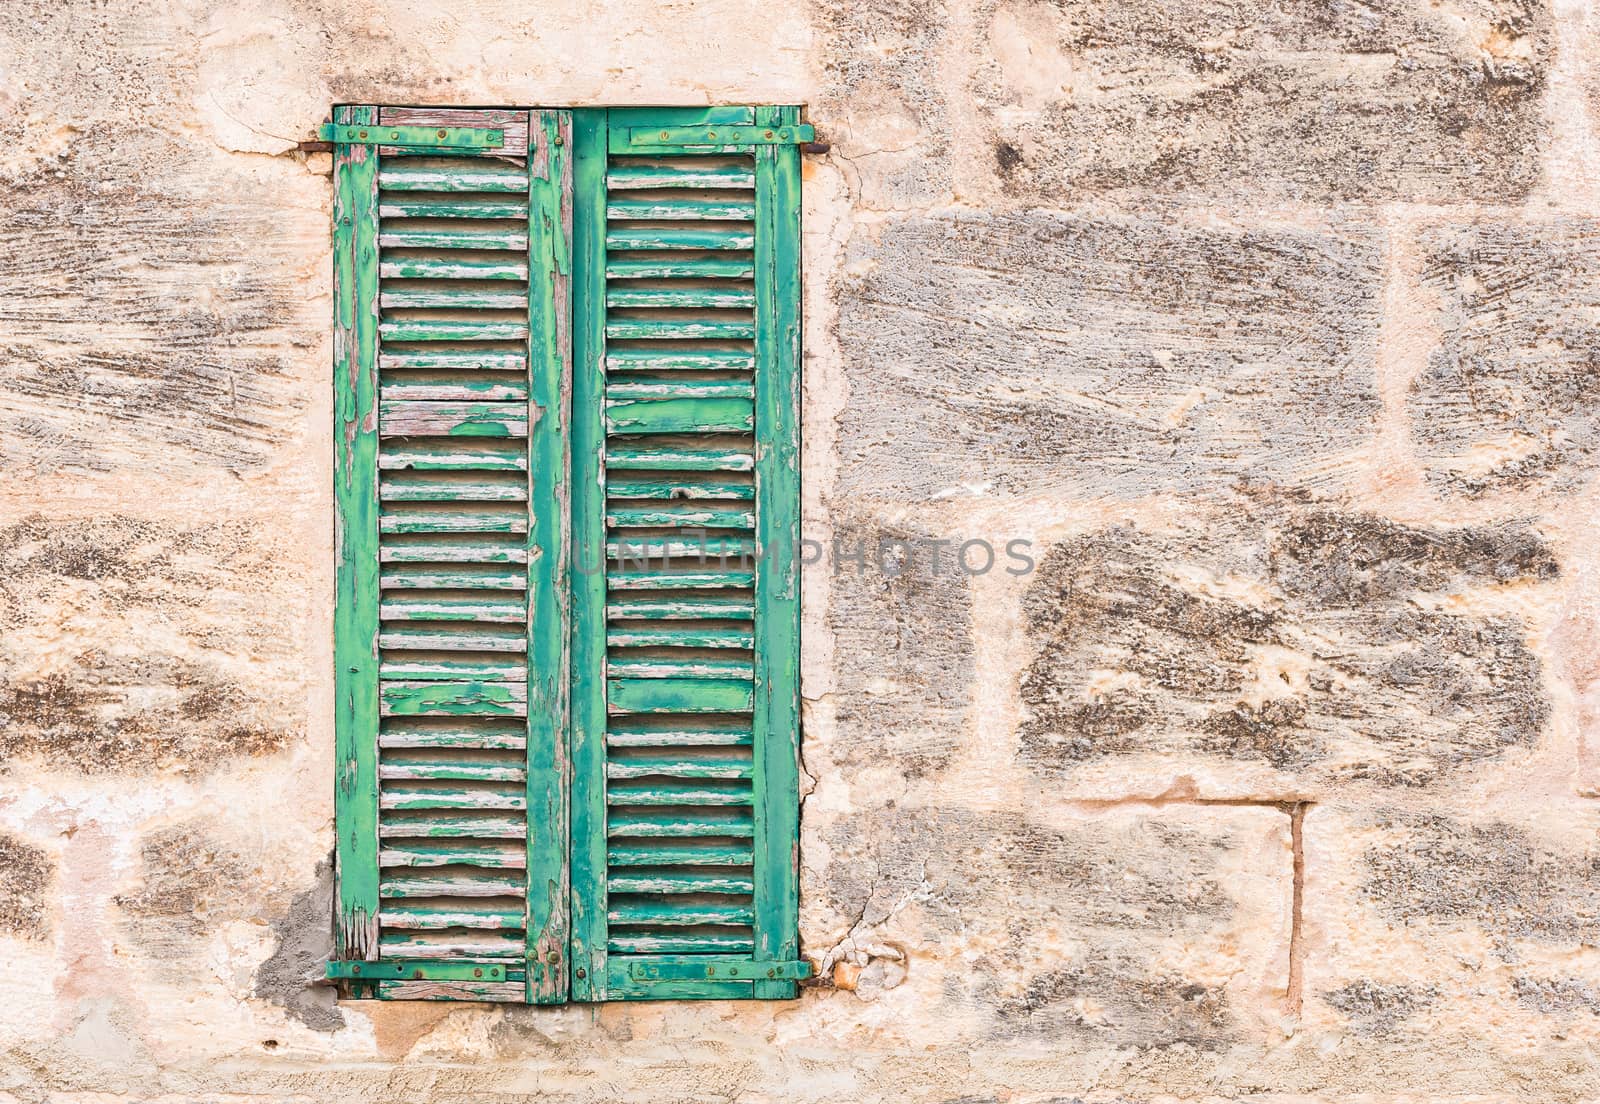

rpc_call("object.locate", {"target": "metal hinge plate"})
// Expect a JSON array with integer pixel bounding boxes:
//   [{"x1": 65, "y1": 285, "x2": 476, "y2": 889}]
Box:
[
  {"x1": 627, "y1": 957, "x2": 814, "y2": 982},
  {"x1": 625, "y1": 124, "x2": 817, "y2": 148},
  {"x1": 316, "y1": 123, "x2": 506, "y2": 150}
]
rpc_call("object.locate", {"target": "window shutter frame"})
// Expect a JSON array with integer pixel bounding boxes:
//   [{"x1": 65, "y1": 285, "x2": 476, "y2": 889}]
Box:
[
  {"x1": 567, "y1": 106, "x2": 805, "y2": 1001},
  {"x1": 333, "y1": 104, "x2": 804, "y2": 1003}
]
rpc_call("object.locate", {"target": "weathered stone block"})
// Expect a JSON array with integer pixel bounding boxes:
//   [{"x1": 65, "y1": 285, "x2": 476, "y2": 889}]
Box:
[
  {"x1": 0, "y1": 129, "x2": 320, "y2": 477},
  {"x1": 813, "y1": 803, "x2": 1290, "y2": 1047},
  {"x1": 974, "y1": 0, "x2": 1551, "y2": 202},
  {"x1": 1302, "y1": 802, "x2": 1600, "y2": 1047},
  {"x1": 824, "y1": 517, "x2": 975, "y2": 779},
  {"x1": 0, "y1": 515, "x2": 302, "y2": 773},
  {"x1": 836, "y1": 212, "x2": 1382, "y2": 502},
  {"x1": 1409, "y1": 218, "x2": 1600, "y2": 497},
  {"x1": 813, "y1": 0, "x2": 951, "y2": 207},
  {"x1": 1017, "y1": 495, "x2": 1557, "y2": 792}
]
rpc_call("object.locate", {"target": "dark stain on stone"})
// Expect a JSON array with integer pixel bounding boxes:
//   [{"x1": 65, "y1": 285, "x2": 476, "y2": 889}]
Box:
[
  {"x1": 116, "y1": 823, "x2": 249, "y2": 929},
  {"x1": 1360, "y1": 813, "x2": 1600, "y2": 956},
  {"x1": 1018, "y1": 501, "x2": 1554, "y2": 786},
  {"x1": 995, "y1": 142, "x2": 1023, "y2": 175},
  {"x1": 1322, "y1": 980, "x2": 1438, "y2": 1034},
  {"x1": 254, "y1": 859, "x2": 344, "y2": 1033},
  {"x1": 1513, "y1": 976, "x2": 1600, "y2": 1015},
  {"x1": 0, "y1": 832, "x2": 52, "y2": 938}
]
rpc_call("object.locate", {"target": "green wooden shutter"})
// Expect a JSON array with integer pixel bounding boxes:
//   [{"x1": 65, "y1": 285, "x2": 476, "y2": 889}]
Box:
[
  {"x1": 568, "y1": 107, "x2": 805, "y2": 1000},
  {"x1": 331, "y1": 106, "x2": 572, "y2": 1002}
]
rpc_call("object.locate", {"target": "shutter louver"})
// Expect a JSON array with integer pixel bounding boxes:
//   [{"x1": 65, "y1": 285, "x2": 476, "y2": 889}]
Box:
[{"x1": 569, "y1": 107, "x2": 803, "y2": 1000}]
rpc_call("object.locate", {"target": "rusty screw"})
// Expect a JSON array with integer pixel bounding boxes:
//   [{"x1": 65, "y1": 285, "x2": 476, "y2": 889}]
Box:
[
  {"x1": 412, "y1": 969, "x2": 423, "y2": 979},
  {"x1": 473, "y1": 968, "x2": 483, "y2": 978},
  {"x1": 351, "y1": 965, "x2": 362, "y2": 975},
  {"x1": 554, "y1": 135, "x2": 564, "y2": 146},
  {"x1": 357, "y1": 130, "x2": 368, "y2": 139},
  {"x1": 438, "y1": 129, "x2": 448, "y2": 138},
  {"x1": 546, "y1": 950, "x2": 561, "y2": 963},
  {"x1": 576, "y1": 967, "x2": 587, "y2": 979}
]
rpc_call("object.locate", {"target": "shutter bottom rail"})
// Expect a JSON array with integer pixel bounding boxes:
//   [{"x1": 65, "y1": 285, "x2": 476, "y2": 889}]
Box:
[{"x1": 327, "y1": 959, "x2": 523, "y2": 982}]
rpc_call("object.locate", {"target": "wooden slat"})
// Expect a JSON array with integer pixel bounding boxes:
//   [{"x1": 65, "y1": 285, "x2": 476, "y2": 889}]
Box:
[
  {"x1": 378, "y1": 540, "x2": 527, "y2": 564},
  {"x1": 607, "y1": 257, "x2": 756, "y2": 280},
  {"x1": 606, "y1": 870, "x2": 755, "y2": 893},
  {"x1": 605, "y1": 397, "x2": 753, "y2": 434},
  {"x1": 378, "y1": 813, "x2": 528, "y2": 838},
  {"x1": 379, "y1": 627, "x2": 527, "y2": 652},
  {"x1": 379, "y1": 843, "x2": 527, "y2": 869},
  {"x1": 606, "y1": 285, "x2": 755, "y2": 310},
  {"x1": 607, "y1": 161, "x2": 756, "y2": 189},
  {"x1": 379, "y1": 442, "x2": 528, "y2": 472},
  {"x1": 607, "y1": 197, "x2": 756, "y2": 220},
  {"x1": 608, "y1": 594, "x2": 754, "y2": 620},
  {"x1": 607, "y1": 901, "x2": 755, "y2": 926},
  {"x1": 377, "y1": 165, "x2": 530, "y2": 193},
  {"x1": 380, "y1": 566, "x2": 527, "y2": 590},
  {"x1": 379, "y1": 318, "x2": 531, "y2": 342},
  {"x1": 380, "y1": 785, "x2": 526, "y2": 809},
  {"x1": 379, "y1": 510, "x2": 527, "y2": 535},
  {"x1": 607, "y1": 677, "x2": 755, "y2": 714},
  {"x1": 379, "y1": 658, "x2": 526, "y2": 681},
  {"x1": 380, "y1": 681, "x2": 528, "y2": 718},
  {"x1": 380, "y1": 400, "x2": 529, "y2": 437},
  {"x1": 379, "y1": 199, "x2": 529, "y2": 219},
  {"x1": 607, "y1": 808, "x2": 755, "y2": 838},
  {"x1": 606, "y1": 755, "x2": 753, "y2": 780},
  {"x1": 380, "y1": 872, "x2": 524, "y2": 896},
  {"x1": 606, "y1": 504, "x2": 755, "y2": 530},
  {"x1": 605, "y1": 932, "x2": 754, "y2": 954},
  {"x1": 604, "y1": 348, "x2": 756, "y2": 372},
  {"x1": 606, "y1": 444, "x2": 754, "y2": 472},
  {"x1": 606, "y1": 722, "x2": 754, "y2": 747},
  {"x1": 380, "y1": 475, "x2": 528, "y2": 503},
  {"x1": 381, "y1": 226, "x2": 528, "y2": 250},
  {"x1": 607, "y1": 782, "x2": 753, "y2": 806},
  {"x1": 605, "y1": 476, "x2": 752, "y2": 500},
  {"x1": 604, "y1": 317, "x2": 755, "y2": 341},
  {"x1": 381, "y1": 257, "x2": 529, "y2": 280},
  {"x1": 380, "y1": 722, "x2": 526, "y2": 750},
  {"x1": 607, "y1": 568, "x2": 755, "y2": 590},
  {"x1": 378, "y1": 931, "x2": 526, "y2": 957},
  {"x1": 381, "y1": 904, "x2": 525, "y2": 929},
  {"x1": 381, "y1": 596, "x2": 527, "y2": 622},
  {"x1": 606, "y1": 626, "x2": 754, "y2": 650},
  {"x1": 606, "y1": 378, "x2": 754, "y2": 401},
  {"x1": 607, "y1": 841, "x2": 754, "y2": 865},
  {"x1": 605, "y1": 225, "x2": 754, "y2": 251},
  {"x1": 381, "y1": 287, "x2": 528, "y2": 310}
]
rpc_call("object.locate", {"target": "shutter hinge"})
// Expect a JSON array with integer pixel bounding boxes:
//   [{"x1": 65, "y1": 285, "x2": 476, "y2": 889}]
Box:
[
  {"x1": 311, "y1": 123, "x2": 506, "y2": 150},
  {"x1": 627, "y1": 957, "x2": 813, "y2": 982},
  {"x1": 625, "y1": 124, "x2": 817, "y2": 148}
]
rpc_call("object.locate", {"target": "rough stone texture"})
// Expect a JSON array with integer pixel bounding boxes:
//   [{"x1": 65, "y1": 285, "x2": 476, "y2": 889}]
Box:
[
  {"x1": 1409, "y1": 218, "x2": 1600, "y2": 498},
  {"x1": 1302, "y1": 803, "x2": 1600, "y2": 1055},
  {"x1": 0, "y1": 515, "x2": 302, "y2": 774},
  {"x1": 1016, "y1": 496, "x2": 1557, "y2": 792},
  {"x1": 836, "y1": 212, "x2": 1383, "y2": 503},
  {"x1": 1, "y1": 0, "x2": 1599, "y2": 1101},
  {"x1": 825, "y1": 517, "x2": 976, "y2": 778},
  {"x1": 972, "y1": 0, "x2": 1552, "y2": 203}
]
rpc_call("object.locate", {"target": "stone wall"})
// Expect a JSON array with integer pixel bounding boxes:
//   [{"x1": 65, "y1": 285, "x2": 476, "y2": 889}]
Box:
[{"x1": 3, "y1": 0, "x2": 1600, "y2": 1100}]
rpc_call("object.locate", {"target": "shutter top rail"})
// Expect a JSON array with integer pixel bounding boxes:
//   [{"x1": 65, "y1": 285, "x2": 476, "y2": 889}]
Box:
[{"x1": 316, "y1": 122, "x2": 506, "y2": 150}]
